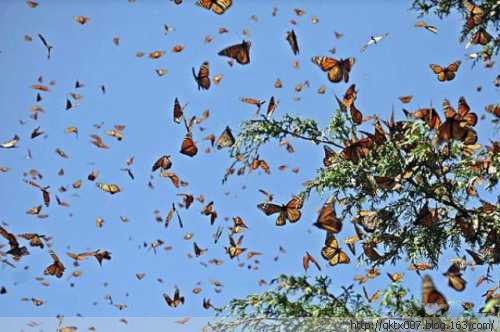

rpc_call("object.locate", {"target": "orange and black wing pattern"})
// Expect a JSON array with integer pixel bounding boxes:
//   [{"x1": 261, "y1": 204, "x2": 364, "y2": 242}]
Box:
[
  {"x1": 312, "y1": 56, "x2": 355, "y2": 83},
  {"x1": 218, "y1": 40, "x2": 251, "y2": 65},
  {"x1": 429, "y1": 61, "x2": 461, "y2": 82},
  {"x1": 192, "y1": 61, "x2": 210, "y2": 90},
  {"x1": 196, "y1": 0, "x2": 232, "y2": 15}
]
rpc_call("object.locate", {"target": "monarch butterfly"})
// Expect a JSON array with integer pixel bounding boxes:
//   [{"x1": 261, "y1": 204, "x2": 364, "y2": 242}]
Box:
[
  {"x1": 463, "y1": 0, "x2": 484, "y2": 32},
  {"x1": 230, "y1": 216, "x2": 248, "y2": 234},
  {"x1": 240, "y1": 97, "x2": 266, "y2": 111},
  {"x1": 387, "y1": 272, "x2": 403, "y2": 283},
  {"x1": 363, "y1": 286, "x2": 381, "y2": 303},
  {"x1": 438, "y1": 97, "x2": 478, "y2": 144},
  {"x1": 422, "y1": 275, "x2": 449, "y2": 313},
  {"x1": 429, "y1": 61, "x2": 461, "y2": 82},
  {"x1": 311, "y1": 56, "x2": 355, "y2": 83},
  {"x1": 469, "y1": 28, "x2": 492, "y2": 46},
  {"x1": 218, "y1": 40, "x2": 251, "y2": 65},
  {"x1": 250, "y1": 157, "x2": 270, "y2": 174},
  {"x1": 342, "y1": 84, "x2": 357, "y2": 108},
  {"x1": 225, "y1": 235, "x2": 246, "y2": 259},
  {"x1": 286, "y1": 30, "x2": 299, "y2": 55},
  {"x1": 193, "y1": 242, "x2": 207, "y2": 257},
  {"x1": 152, "y1": 155, "x2": 172, "y2": 172},
  {"x1": 44, "y1": 250, "x2": 65, "y2": 278},
  {"x1": 322, "y1": 145, "x2": 336, "y2": 167},
  {"x1": 321, "y1": 233, "x2": 350, "y2": 266},
  {"x1": 201, "y1": 201, "x2": 217, "y2": 224},
  {"x1": 18, "y1": 233, "x2": 45, "y2": 249},
  {"x1": 192, "y1": 61, "x2": 210, "y2": 90},
  {"x1": 314, "y1": 200, "x2": 342, "y2": 233},
  {"x1": 163, "y1": 288, "x2": 184, "y2": 308},
  {"x1": 303, "y1": 251, "x2": 321, "y2": 272},
  {"x1": 149, "y1": 50, "x2": 165, "y2": 59},
  {"x1": 0, "y1": 226, "x2": 29, "y2": 258},
  {"x1": 96, "y1": 182, "x2": 121, "y2": 194},
  {"x1": 216, "y1": 126, "x2": 235, "y2": 149},
  {"x1": 415, "y1": 202, "x2": 439, "y2": 227},
  {"x1": 180, "y1": 135, "x2": 198, "y2": 157},
  {"x1": 404, "y1": 108, "x2": 441, "y2": 130},
  {"x1": 74, "y1": 16, "x2": 90, "y2": 25},
  {"x1": 266, "y1": 96, "x2": 278, "y2": 118},
  {"x1": 350, "y1": 103, "x2": 363, "y2": 125},
  {"x1": 485, "y1": 104, "x2": 500, "y2": 118},
  {"x1": 443, "y1": 262, "x2": 466, "y2": 291},
  {"x1": 257, "y1": 196, "x2": 303, "y2": 226},
  {"x1": 160, "y1": 171, "x2": 180, "y2": 188},
  {"x1": 342, "y1": 136, "x2": 373, "y2": 164},
  {"x1": 196, "y1": 0, "x2": 232, "y2": 15},
  {"x1": 415, "y1": 21, "x2": 438, "y2": 33}
]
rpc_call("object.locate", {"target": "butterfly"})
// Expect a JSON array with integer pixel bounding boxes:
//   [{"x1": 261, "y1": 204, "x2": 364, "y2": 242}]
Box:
[
  {"x1": 193, "y1": 242, "x2": 207, "y2": 257},
  {"x1": 266, "y1": 96, "x2": 278, "y2": 118},
  {"x1": 225, "y1": 235, "x2": 246, "y2": 259},
  {"x1": 314, "y1": 200, "x2": 342, "y2": 233},
  {"x1": 322, "y1": 145, "x2": 336, "y2": 167},
  {"x1": 387, "y1": 272, "x2": 403, "y2": 282},
  {"x1": 398, "y1": 95, "x2": 413, "y2": 104},
  {"x1": 37, "y1": 34, "x2": 52, "y2": 59},
  {"x1": 321, "y1": 233, "x2": 350, "y2": 266},
  {"x1": 363, "y1": 286, "x2": 381, "y2": 303},
  {"x1": 286, "y1": 30, "x2": 299, "y2": 55},
  {"x1": 303, "y1": 251, "x2": 321, "y2": 272},
  {"x1": 240, "y1": 97, "x2": 265, "y2": 111},
  {"x1": 196, "y1": 0, "x2": 232, "y2": 15},
  {"x1": 468, "y1": 27, "x2": 492, "y2": 47},
  {"x1": 485, "y1": 104, "x2": 500, "y2": 119},
  {"x1": 421, "y1": 275, "x2": 449, "y2": 313},
  {"x1": 216, "y1": 126, "x2": 235, "y2": 150},
  {"x1": 44, "y1": 250, "x2": 65, "y2": 278},
  {"x1": 438, "y1": 97, "x2": 478, "y2": 145},
  {"x1": 311, "y1": 56, "x2": 355, "y2": 83},
  {"x1": 96, "y1": 182, "x2": 121, "y2": 194},
  {"x1": 257, "y1": 196, "x2": 303, "y2": 226},
  {"x1": 429, "y1": 61, "x2": 461, "y2": 82},
  {"x1": 173, "y1": 98, "x2": 186, "y2": 124},
  {"x1": 192, "y1": 61, "x2": 210, "y2": 90},
  {"x1": 74, "y1": 16, "x2": 90, "y2": 25},
  {"x1": 180, "y1": 135, "x2": 198, "y2": 157},
  {"x1": 163, "y1": 288, "x2": 185, "y2": 308},
  {"x1": 415, "y1": 21, "x2": 438, "y2": 33},
  {"x1": 152, "y1": 155, "x2": 172, "y2": 172},
  {"x1": 342, "y1": 136, "x2": 373, "y2": 164},
  {"x1": 443, "y1": 262, "x2": 466, "y2": 291},
  {"x1": 463, "y1": 0, "x2": 484, "y2": 32},
  {"x1": 404, "y1": 108, "x2": 441, "y2": 130},
  {"x1": 218, "y1": 40, "x2": 251, "y2": 65},
  {"x1": 250, "y1": 157, "x2": 270, "y2": 174},
  {"x1": 0, "y1": 135, "x2": 20, "y2": 149},
  {"x1": 0, "y1": 226, "x2": 29, "y2": 259},
  {"x1": 18, "y1": 233, "x2": 46, "y2": 249}
]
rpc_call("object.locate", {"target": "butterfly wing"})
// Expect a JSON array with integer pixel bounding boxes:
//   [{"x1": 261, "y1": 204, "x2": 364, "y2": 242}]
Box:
[
  {"x1": 216, "y1": 126, "x2": 235, "y2": 150},
  {"x1": 180, "y1": 136, "x2": 198, "y2": 157},
  {"x1": 314, "y1": 201, "x2": 342, "y2": 233},
  {"x1": 257, "y1": 203, "x2": 282, "y2": 216}
]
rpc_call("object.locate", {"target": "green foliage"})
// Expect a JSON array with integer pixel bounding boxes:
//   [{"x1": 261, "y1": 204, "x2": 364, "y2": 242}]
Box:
[{"x1": 411, "y1": 0, "x2": 499, "y2": 58}]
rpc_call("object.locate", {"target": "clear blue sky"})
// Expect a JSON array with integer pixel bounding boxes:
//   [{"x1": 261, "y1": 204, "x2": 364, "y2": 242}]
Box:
[{"x1": 0, "y1": 0, "x2": 497, "y2": 320}]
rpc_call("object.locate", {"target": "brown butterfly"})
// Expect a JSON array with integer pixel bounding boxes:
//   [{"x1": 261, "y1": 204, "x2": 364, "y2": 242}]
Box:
[
  {"x1": 438, "y1": 97, "x2": 478, "y2": 145},
  {"x1": 216, "y1": 126, "x2": 235, "y2": 150},
  {"x1": 193, "y1": 242, "x2": 207, "y2": 257},
  {"x1": 250, "y1": 157, "x2": 271, "y2": 174},
  {"x1": 469, "y1": 28, "x2": 492, "y2": 46},
  {"x1": 322, "y1": 145, "x2": 336, "y2": 167},
  {"x1": 18, "y1": 233, "x2": 46, "y2": 249},
  {"x1": 196, "y1": 0, "x2": 232, "y2": 15},
  {"x1": 421, "y1": 275, "x2": 449, "y2": 313},
  {"x1": 443, "y1": 262, "x2": 466, "y2": 291},
  {"x1": 286, "y1": 30, "x2": 299, "y2": 55},
  {"x1": 225, "y1": 235, "x2": 246, "y2": 259},
  {"x1": 404, "y1": 108, "x2": 441, "y2": 130},
  {"x1": 96, "y1": 182, "x2": 121, "y2": 194},
  {"x1": 152, "y1": 155, "x2": 172, "y2": 172},
  {"x1": 218, "y1": 40, "x2": 251, "y2": 65},
  {"x1": 485, "y1": 104, "x2": 500, "y2": 119},
  {"x1": 44, "y1": 250, "x2": 65, "y2": 278},
  {"x1": 257, "y1": 196, "x2": 303, "y2": 226},
  {"x1": 163, "y1": 288, "x2": 185, "y2": 308},
  {"x1": 311, "y1": 56, "x2": 355, "y2": 83},
  {"x1": 429, "y1": 61, "x2": 461, "y2": 82},
  {"x1": 342, "y1": 136, "x2": 373, "y2": 164},
  {"x1": 0, "y1": 226, "x2": 29, "y2": 259},
  {"x1": 180, "y1": 135, "x2": 198, "y2": 157},
  {"x1": 192, "y1": 61, "x2": 210, "y2": 90},
  {"x1": 303, "y1": 251, "x2": 321, "y2": 272},
  {"x1": 398, "y1": 95, "x2": 413, "y2": 104},
  {"x1": 173, "y1": 98, "x2": 186, "y2": 124},
  {"x1": 314, "y1": 199, "x2": 342, "y2": 233},
  {"x1": 321, "y1": 233, "x2": 350, "y2": 266},
  {"x1": 463, "y1": 0, "x2": 484, "y2": 32}
]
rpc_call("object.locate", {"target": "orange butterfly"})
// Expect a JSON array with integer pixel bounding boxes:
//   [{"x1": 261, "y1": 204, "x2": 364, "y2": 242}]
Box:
[
  {"x1": 44, "y1": 250, "x2": 65, "y2": 278},
  {"x1": 218, "y1": 40, "x2": 251, "y2": 65},
  {"x1": 342, "y1": 136, "x2": 373, "y2": 164},
  {"x1": 443, "y1": 262, "x2": 466, "y2": 292},
  {"x1": 257, "y1": 196, "x2": 303, "y2": 226},
  {"x1": 422, "y1": 275, "x2": 449, "y2": 313},
  {"x1": 314, "y1": 200, "x2": 342, "y2": 233},
  {"x1": 404, "y1": 108, "x2": 441, "y2": 130},
  {"x1": 163, "y1": 288, "x2": 184, "y2": 308},
  {"x1": 429, "y1": 61, "x2": 461, "y2": 82},
  {"x1": 321, "y1": 233, "x2": 350, "y2": 266},
  {"x1": 196, "y1": 0, "x2": 232, "y2": 15},
  {"x1": 216, "y1": 126, "x2": 235, "y2": 150},
  {"x1": 192, "y1": 62, "x2": 210, "y2": 90},
  {"x1": 438, "y1": 97, "x2": 478, "y2": 145},
  {"x1": 311, "y1": 56, "x2": 355, "y2": 83}
]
